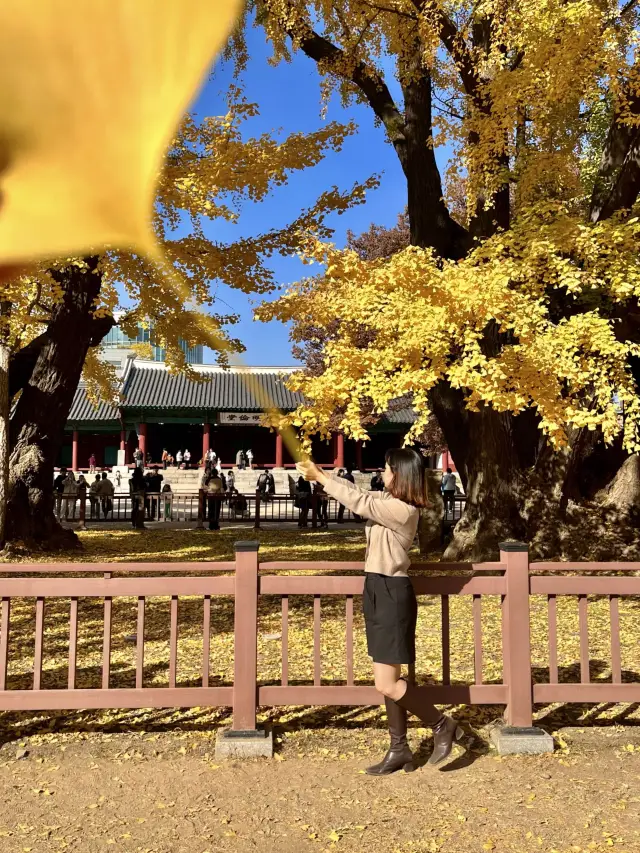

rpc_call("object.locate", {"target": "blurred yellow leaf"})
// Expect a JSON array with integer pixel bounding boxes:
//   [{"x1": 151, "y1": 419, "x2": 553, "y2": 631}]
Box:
[{"x1": 0, "y1": 0, "x2": 242, "y2": 265}]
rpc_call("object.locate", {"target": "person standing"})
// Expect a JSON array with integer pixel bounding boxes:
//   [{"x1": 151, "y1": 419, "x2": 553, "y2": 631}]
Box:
[
  {"x1": 100, "y1": 471, "x2": 115, "y2": 519},
  {"x1": 296, "y1": 449, "x2": 462, "y2": 774},
  {"x1": 370, "y1": 469, "x2": 384, "y2": 491},
  {"x1": 162, "y1": 482, "x2": 173, "y2": 520},
  {"x1": 184, "y1": 448, "x2": 191, "y2": 469},
  {"x1": 176, "y1": 449, "x2": 183, "y2": 468},
  {"x1": 134, "y1": 446, "x2": 144, "y2": 470},
  {"x1": 226, "y1": 469, "x2": 235, "y2": 492},
  {"x1": 161, "y1": 448, "x2": 169, "y2": 470},
  {"x1": 62, "y1": 470, "x2": 78, "y2": 520},
  {"x1": 89, "y1": 474, "x2": 101, "y2": 519},
  {"x1": 76, "y1": 475, "x2": 87, "y2": 520},
  {"x1": 88, "y1": 453, "x2": 96, "y2": 473},
  {"x1": 235, "y1": 448, "x2": 246, "y2": 470},
  {"x1": 441, "y1": 467, "x2": 457, "y2": 515},
  {"x1": 337, "y1": 467, "x2": 361, "y2": 523},
  {"x1": 54, "y1": 467, "x2": 67, "y2": 518},
  {"x1": 204, "y1": 466, "x2": 224, "y2": 531},
  {"x1": 146, "y1": 466, "x2": 163, "y2": 520},
  {"x1": 314, "y1": 480, "x2": 329, "y2": 528},
  {"x1": 295, "y1": 475, "x2": 311, "y2": 528},
  {"x1": 129, "y1": 466, "x2": 146, "y2": 529},
  {"x1": 257, "y1": 468, "x2": 275, "y2": 501},
  {"x1": 246, "y1": 448, "x2": 254, "y2": 470},
  {"x1": 200, "y1": 462, "x2": 212, "y2": 521}
]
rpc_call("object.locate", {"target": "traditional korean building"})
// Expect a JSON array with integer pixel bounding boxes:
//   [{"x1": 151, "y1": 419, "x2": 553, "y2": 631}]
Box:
[{"x1": 61, "y1": 357, "x2": 426, "y2": 471}]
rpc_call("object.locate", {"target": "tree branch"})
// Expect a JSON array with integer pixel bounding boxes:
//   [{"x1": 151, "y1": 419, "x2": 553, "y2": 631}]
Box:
[
  {"x1": 410, "y1": 0, "x2": 484, "y2": 107},
  {"x1": 360, "y1": 0, "x2": 418, "y2": 21},
  {"x1": 263, "y1": 1, "x2": 408, "y2": 166}
]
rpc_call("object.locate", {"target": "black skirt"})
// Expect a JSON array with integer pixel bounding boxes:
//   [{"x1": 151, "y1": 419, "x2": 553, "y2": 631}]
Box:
[{"x1": 362, "y1": 572, "x2": 417, "y2": 665}]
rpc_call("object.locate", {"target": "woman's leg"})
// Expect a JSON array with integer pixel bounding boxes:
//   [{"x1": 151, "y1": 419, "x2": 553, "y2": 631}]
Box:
[
  {"x1": 366, "y1": 663, "x2": 414, "y2": 776},
  {"x1": 392, "y1": 675, "x2": 464, "y2": 766},
  {"x1": 373, "y1": 662, "x2": 405, "y2": 700}
]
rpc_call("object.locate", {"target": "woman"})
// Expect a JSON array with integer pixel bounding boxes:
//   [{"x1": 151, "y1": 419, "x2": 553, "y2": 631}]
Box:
[
  {"x1": 162, "y1": 482, "x2": 173, "y2": 520},
  {"x1": 296, "y1": 448, "x2": 462, "y2": 774},
  {"x1": 62, "y1": 470, "x2": 78, "y2": 520}
]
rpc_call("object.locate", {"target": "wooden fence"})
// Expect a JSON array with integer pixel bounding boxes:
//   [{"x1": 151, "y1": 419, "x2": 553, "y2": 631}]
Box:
[{"x1": 0, "y1": 543, "x2": 638, "y2": 730}]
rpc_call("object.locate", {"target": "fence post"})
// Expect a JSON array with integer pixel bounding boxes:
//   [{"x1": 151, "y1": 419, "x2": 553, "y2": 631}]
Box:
[
  {"x1": 501, "y1": 541, "x2": 532, "y2": 727},
  {"x1": 492, "y1": 541, "x2": 553, "y2": 755},
  {"x1": 215, "y1": 541, "x2": 272, "y2": 758},
  {"x1": 196, "y1": 490, "x2": 204, "y2": 530},
  {"x1": 254, "y1": 489, "x2": 261, "y2": 530}
]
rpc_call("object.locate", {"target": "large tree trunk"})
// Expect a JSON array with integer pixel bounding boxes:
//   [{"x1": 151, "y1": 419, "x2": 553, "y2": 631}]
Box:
[
  {"x1": 5, "y1": 259, "x2": 111, "y2": 548},
  {"x1": 0, "y1": 301, "x2": 10, "y2": 548}
]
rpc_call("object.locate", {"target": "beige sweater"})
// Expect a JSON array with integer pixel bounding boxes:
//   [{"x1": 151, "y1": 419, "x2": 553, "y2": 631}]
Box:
[{"x1": 323, "y1": 475, "x2": 419, "y2": 577}]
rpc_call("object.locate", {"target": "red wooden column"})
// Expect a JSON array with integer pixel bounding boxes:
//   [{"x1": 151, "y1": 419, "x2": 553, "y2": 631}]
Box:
[
  {"x1": 355, "y1": 440, "x2": 363, "y2": 471},
  {"x1": 119, "y1": 430, "x2": 128, "y2": 466},
  {"x1": 138, "y1": 423, "x2": 147, "y2": 458},
  {"x1": 202, "y1": 422, "x2": 210, "y2": 465},
  {"x1": 333, "y1": 433, "x2": 345, "y2": 469},
  {"x1": 275, "y1": 432, "x2": 283, "y2": 468},
  {"x1": 72, "y1": 430, "x2": 79, "y2": 471}
]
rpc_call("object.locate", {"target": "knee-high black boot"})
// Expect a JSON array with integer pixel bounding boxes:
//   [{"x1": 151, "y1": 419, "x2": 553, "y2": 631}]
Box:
[
  {"x1": 365, "y1": 697, "x2": 415, "y2": 776},
  {"x1": 395, "y1": 680, "x2": 463, "y2": 766}
]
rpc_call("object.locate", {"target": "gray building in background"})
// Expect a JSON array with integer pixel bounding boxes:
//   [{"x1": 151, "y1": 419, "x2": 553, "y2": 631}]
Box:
[{"x1": 101, "y1": 316, "x2": 203, "y2": 369}]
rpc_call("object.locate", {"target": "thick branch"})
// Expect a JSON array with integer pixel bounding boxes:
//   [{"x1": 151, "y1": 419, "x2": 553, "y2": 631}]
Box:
[
  {"x1": 590, "y1": 88, "x2": 640, "y2": 222},
  {"x1": 410, "y1": 0, "x2": 483, "y2": 107},
  {"x1": 264, "y1": 2, "x2": 408, "y2": 165}
]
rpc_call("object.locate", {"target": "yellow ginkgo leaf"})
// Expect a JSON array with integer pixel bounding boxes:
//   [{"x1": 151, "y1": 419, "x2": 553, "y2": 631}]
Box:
[{"x1": 0, "y1": 0, "x2": 243, "y2": 265}]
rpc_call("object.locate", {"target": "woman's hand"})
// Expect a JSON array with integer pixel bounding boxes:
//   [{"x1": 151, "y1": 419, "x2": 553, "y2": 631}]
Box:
[{"x1": 296, "y1": 459, "x2": 328, "y2": 485}]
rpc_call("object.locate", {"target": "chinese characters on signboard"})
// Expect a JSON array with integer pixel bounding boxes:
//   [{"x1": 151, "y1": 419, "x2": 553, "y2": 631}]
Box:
[{"x1": 219, "y1": 412, "x2": 265, "y2": 425}]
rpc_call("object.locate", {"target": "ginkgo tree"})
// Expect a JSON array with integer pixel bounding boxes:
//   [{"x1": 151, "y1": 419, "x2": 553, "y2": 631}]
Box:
[
  {"x1": 4, "y1": 87, "x2": 375, "y2": 547},
  {"x1": 250, "y1": 0, "x2": 640, "y2": 559}
]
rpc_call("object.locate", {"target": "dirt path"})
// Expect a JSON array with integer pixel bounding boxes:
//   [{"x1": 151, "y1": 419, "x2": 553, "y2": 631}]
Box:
[{"x1": 0, "y1": 726, "x2": 639, "y2": 853}]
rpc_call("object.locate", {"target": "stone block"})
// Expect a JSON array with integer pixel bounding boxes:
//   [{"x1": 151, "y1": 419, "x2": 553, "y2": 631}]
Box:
[
  {"x1": 215, "y1": 728, "x2": 273, "y2": 759},
  {"x1": 490, "y1": 725, "x2": 554, "y2": 755}
]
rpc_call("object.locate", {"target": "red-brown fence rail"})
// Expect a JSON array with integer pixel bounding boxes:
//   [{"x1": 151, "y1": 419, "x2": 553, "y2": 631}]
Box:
[{"x1": 0, "y1": 543, "x2": 638, "y2": 732}]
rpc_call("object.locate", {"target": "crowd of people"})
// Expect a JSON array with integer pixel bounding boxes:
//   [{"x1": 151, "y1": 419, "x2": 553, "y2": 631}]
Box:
[
  {"x1": 294, "y1": 467, "x2": 364, "y2": 528},
  {"x1": 55, "y1": 457, "x2": 462, "y2": 531},
  {"x1": 200, "y1": 461, "x2": 248, "y2": 530},
  {"x1": 54, "y1": 468, "x2": 115, "y2": 520}
]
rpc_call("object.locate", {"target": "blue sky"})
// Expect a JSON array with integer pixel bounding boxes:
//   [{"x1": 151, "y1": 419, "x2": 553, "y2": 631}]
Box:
[{"x1": 186, "y1": 20, "x2": 446, "y2": 365}]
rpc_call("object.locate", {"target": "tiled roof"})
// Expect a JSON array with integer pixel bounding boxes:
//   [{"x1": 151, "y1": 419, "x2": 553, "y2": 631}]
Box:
[
  {"x1": 68, "y1": 385, "x2": 120, "y2": 422},
  {"x1": 121, "y1": 363, "x2": 305, "y2": 411},
  {"x1": 380, "y1": 407, "x2": 417, "y2": 424},
  {"x1": 66, "y1": 360, "x2": 417, "y2": 424}
]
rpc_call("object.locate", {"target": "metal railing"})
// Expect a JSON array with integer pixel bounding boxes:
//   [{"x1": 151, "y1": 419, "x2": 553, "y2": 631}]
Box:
[{"x1": 58, "y1": 491, "x2": 466, "y2": 528}]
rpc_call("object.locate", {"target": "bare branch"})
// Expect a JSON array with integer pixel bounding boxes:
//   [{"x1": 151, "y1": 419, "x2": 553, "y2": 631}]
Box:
[
  {"x1": 263, "y1": 1, "x2": 408, "y2": 162},
  {"x1": 360, "y1": 0, "x2": 418, "y2": 21}
]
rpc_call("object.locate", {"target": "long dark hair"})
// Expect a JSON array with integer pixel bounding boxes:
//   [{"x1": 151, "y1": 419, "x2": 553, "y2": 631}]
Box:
[{"x1": 384, "y1": 448, "x2": 428, "y2": 508}]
